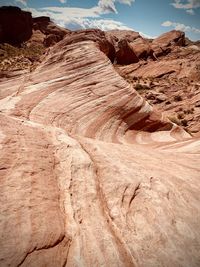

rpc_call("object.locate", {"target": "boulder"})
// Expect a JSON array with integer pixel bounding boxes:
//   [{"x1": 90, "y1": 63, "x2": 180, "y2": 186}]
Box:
[
  {"x1": 153, "y1": 30, "x2": 185, "y2": 47},
  {"x1": 152, "y1": 30, "x2": 185, "y2": 57},
  {"x1": 129, "y1": 37, "x2": 152, "y2": 59},
  {"x1": 116, "y1": 39, "x2": 139, "y2": 65},
  {"x1": 106, "y1": 30, "x2": 140, "y2": 48}
]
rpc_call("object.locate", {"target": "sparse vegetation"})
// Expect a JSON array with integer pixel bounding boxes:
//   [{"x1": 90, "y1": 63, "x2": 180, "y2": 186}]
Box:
[
  {"x1": 168, "y1": 115, "x2": 188, "y2": 128},
  {"x1": 181, "y1": 119, "x2": 188, "y2": 127},
  {"x1": 135, "y1": 83, "x2": 150, "y2": 91},
  {"x1": 174, "y1": 95, "x2": 183, "y2": 102},
  {"x1": 0, "y1": 43, "x2": 45, "y2": 71},
  {"x1": 177, "y1": 112, "x2": 185, "y2": 120},
  {"x1": 184, "y1": 108, "x2": 194, "y2": 114},
  {"x1": 0, "y1": 43, "x2": 44, "y2": 61},
  {"x1": 135, "y1": 83, "x2": 144, "y2": 90},
  {"x1": 168, "y1": 116, "x2": 181, "y2": 125}
]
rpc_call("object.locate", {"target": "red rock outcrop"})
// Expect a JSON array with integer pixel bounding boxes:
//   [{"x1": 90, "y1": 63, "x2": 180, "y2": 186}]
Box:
[
  {"x1": 116, "y1": 42, "x2": 200, "y2": 135},
  {"x1": 57, "y1": 29, "x2": 116, "y2": 62},
  {"x1": 106, "y1": 29, "x2": 140, "y2": 47},
  {"x1": 129, "y1": 37, "x2": 152, "y2": 59},
  {"x1": 105, "y1": 30, "x2": 154, "y2": 62},
  {"x1": 151, "y1": 30, "x2": 185, "y2": 57},
  {"x1": 0, "y1": 28, "x2": 200, "y2": 267},
  {"x1": 32, "y1": 16, "x2": 70, "y2": 47},
  {"x1": 116, "y1": 39, "x2": 139, "y2": 64},
  {"x1": 153, "y1": 30, "x2": 185, "y2": 47},
  {"x1": 0, "y1": 6, "x2": 69, "y2": 48},
  {"x1": 106, "y1": 30, "x2": 150, "y2": 63},
  {"x1": 0, "y1": 7, "x2": 70, "y2": 73},
  {"x1": 0, "y1": 6, "x2": 33, "y2": 45}
]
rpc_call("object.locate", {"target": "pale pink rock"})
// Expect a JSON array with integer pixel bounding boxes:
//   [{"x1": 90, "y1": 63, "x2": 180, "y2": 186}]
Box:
[{"x1": 0, "y1": 29, "x2": 200, "y2": 267}]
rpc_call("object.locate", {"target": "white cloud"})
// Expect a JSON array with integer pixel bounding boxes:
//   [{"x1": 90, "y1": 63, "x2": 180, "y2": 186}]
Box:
[
  {"x1": 139, "y1": 32, "x2": 156, "y2": 39},
  {"x1": 76, "y1": 18, "x2": 132, "y2": 30},
  {"x1": 118, "y1": 0, "x2": 135, "y2": 4},
  {"x1": 186, "y1": 8, "x2": 195, "y2": 14},
  {"x1": 39, "y1": 6, "x2": 100, "y2": 18},
  {"x1": 172, "y1": 0, "x2": 200, "y2": 9},
  {"x1": 21, "y1": 0, "x2": 135, "y2": 16},
  {"x1": 162, "y1": 21, "x2": 173, "y2": 27},
  {"x1": 162, "y1": 20, "x2": 200, "y2": 34},
  {"x1": 15, "y1": 0, "x2": 27, "y2": 6},
  {"x1": 96, "y1": 0, "x2": 135, "y2": 14},
  {"x1": 84, "y1": 20, "x2": 154, "y2": 38},
  {"x1": 28, "y1": 0, "x2": 136, "y2": 23},
  {"x1": 27, "y1": 4, "x2": 152, "y2": 38},
  {"x1": 25, "y1": 0, "x2": 153, "y2": 39},
  {"x1": 98, "y1": 0, "x2": 118, "y2": 14},
  {"x1": 28, "y1": 6, "x2": 132, "y2": 30},
  {"x1": 171, "y1": 0, "x2": 200, "y2": 14}
]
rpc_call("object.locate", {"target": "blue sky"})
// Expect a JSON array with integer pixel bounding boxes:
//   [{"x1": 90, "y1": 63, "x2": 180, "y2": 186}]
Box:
[{"x1": 1, "y1": 0, "x2": 200, "y2": 40}]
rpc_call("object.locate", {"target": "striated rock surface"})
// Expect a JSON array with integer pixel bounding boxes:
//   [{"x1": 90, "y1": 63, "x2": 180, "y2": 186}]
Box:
[
  {"x1": 57, "y1": 29, "x2": 115, "y2": 62},
  {"x1": 0, "y1": 28, "x2": 200, "y2": 267}
]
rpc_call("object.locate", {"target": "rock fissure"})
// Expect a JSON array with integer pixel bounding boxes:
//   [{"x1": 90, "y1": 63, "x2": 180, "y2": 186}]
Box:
[{"x1": 16, "y1": 235, "x2": 67, "y2": 267}]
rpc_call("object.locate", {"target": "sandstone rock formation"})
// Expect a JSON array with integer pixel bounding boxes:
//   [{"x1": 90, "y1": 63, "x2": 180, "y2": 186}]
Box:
[
  {"x1": 0, "y1": 6, "x2": 33, "y2": 45},
  {"x1": 0, "y1": 6, "x2": 69, "y2": 47},
  {"x1": 58, "y1": 29, "x2": 115, "y2": 62},
  {"x1": 106, "y1": 29, "x2": 140, "y2": 47},
  {"x1": 116, "y1": 39, "x2": 139, "y2": 64},
  {"x1": 153, "y1": 30, "x2": 185, "y2": 48},
  {"x1": 106, "y1": 30, "x2": 148, "y2": 63},
  {"x1": 151, "y1": 30, "x2": 185, "y2": 58},
  {"x1": 0, "y1": 25, "x2": 200, "y2": 267},
  {"x1": 31, "y1": 16, "x2": 70, "y2": 47},
  {"x1": 116, "y1": 36, "x2": 200, "y2": 135},
  {"x1": 0, "y1": 7, "x2": 70, "y2": 72},
  {"x1": 129, "y1": 37, "x2": 152, "y2": 60}
]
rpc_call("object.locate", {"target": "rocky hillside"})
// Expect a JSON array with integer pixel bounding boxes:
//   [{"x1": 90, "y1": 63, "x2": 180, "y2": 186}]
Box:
[
  {"x1": 115, "y1": 32, "x2": 200, "y2": 135},
  {"x1": 0, "y1": 6, "x2": 200, "y2": 267},
  {"x1": 1, "y1": 7, "x2": 199, "y2": 135},
  {"x1": 0, "y1": 6, "x2": 70, "y2": 72}
]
